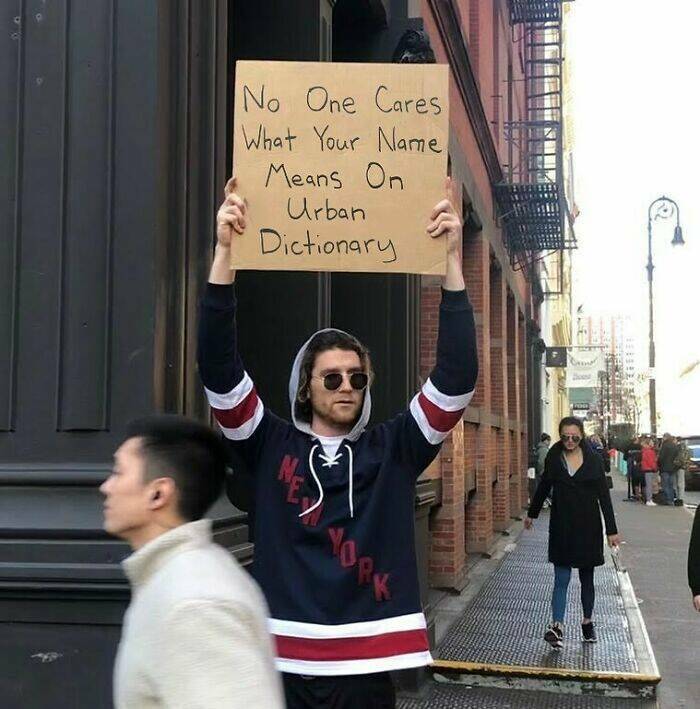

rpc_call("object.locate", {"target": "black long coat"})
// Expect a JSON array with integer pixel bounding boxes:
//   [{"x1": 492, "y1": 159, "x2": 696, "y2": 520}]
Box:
[
  {"x1": 689, "y1": 506, "x2": 700, "y2": 596},
  {"x1": 528, "y1": 441, "x2": 618, "y2": 568}
]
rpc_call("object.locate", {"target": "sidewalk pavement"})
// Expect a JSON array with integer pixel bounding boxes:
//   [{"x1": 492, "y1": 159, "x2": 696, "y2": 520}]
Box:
[
  {"x1": 607, "y1": 472, "x2": 700, "y2": 708},
  {"x1": 398, "y1": 510, "x2": 659, "y2": 708}
]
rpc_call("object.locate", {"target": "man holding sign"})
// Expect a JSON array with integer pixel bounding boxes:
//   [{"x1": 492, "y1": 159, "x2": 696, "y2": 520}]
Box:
[{"x1": 198, "y1": 176, "x2": 477, "y2": 708}]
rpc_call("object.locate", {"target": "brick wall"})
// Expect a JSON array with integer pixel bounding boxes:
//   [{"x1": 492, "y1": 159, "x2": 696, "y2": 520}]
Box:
[
  {"x1": 490, "y1": 267, "x2": 510, "y2": 531},
  {"x1": 420, "y1": 246, "x2": 529, "y2": 587},
  {"x1": 468, "y1": 0, "x2": 480, "y2": 78},
  {"x1": 518, "y1": 313, "x2": 529, "y2": 507},
  {"x1": 428, "y1": 423, "x2": 466, "y2": 588},
  {"x1": 421, "y1": 273, "x2": 467, "y2": 588},
  {"x1": 507, "y1": 293, "x2": 521, "y2": 517},
  {"x1": 420, "y1": 0, "x2": 532, "y2": 590}
]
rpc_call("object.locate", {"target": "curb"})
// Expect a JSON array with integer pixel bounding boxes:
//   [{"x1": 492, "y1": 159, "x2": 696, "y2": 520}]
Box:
[
  {"x1": 431, "y1": 659, "x2": 660, "y2": 685},
  {"x1": 615, "y1": 560, "x2": 660, "y2": 680}
]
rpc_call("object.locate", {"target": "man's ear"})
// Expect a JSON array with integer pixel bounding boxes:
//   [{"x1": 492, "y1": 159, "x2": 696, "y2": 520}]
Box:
[{"x1": 148, "y1": 478, "x2": 177, "y2": 511}]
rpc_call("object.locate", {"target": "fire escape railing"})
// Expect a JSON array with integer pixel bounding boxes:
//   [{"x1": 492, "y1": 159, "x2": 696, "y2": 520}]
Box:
[{"x1": 495, "y1": 0, "x2": 576, "y2": 271}]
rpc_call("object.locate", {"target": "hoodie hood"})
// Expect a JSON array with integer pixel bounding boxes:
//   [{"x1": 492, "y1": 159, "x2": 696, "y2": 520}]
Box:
[
  {"x1": 288, "y1": 328, "x2": 372, "y2": 442},
  {"x1": 288, "y1": 329, "x2": 372, "y2": 520}
]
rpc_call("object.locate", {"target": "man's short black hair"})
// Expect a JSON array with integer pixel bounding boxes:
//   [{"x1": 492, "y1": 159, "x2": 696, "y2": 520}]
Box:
[
  {"x1": 125, "y1": 415, "x2": 227, "y2": 521},
  {"x1": 540, "y1": 433, "x2": 551, "y2": 442}
]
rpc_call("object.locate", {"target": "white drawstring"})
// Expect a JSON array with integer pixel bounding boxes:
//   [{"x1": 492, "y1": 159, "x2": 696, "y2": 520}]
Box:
[
  {"x1": 299, "y1": 445, "x2": 324, "y2": 518},
  {"x1": 297, "y1": 443, "x2": 355, "y2": 519},
  {"x1": 319, "y1": 451, "x2": 343, "y2": 468},
  {"x1": 346, "y1": 444, "x2": 354, "y2": 518}
]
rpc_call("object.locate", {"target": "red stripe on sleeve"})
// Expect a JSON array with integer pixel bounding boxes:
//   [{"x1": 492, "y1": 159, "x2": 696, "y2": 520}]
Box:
[
  {"x1": 212, "y1": 386, "x2": 260, "y2": 429},
  {"x1": 274, "y1": 628, "x2": 429, "y2": 662},
  {"x1": 418, "y1": 392, "x2": 464, "y2": 433}
]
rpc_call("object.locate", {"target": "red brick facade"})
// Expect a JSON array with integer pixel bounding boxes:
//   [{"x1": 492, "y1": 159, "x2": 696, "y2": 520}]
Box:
[{"x1": 420, "y1": 1, "x2": 532, "y2": 590}]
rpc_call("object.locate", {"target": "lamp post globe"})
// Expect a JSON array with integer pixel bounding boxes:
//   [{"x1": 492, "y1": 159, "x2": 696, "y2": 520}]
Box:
[{"x1": 671, "y1": 224, "x2": 685, "y2": 247}]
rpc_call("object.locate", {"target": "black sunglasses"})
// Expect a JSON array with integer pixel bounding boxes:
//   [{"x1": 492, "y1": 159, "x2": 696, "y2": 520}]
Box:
[
  {"x1": 315, "y1": 372, "x2": 369, "y2": 391},
  {"x1": 560, "y1": 434, "x2": 581, "y2": 443}
]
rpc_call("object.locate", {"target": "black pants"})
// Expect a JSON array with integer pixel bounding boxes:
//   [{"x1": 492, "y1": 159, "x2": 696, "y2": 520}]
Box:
[
  {"x1": 552, "y1": 565, "x2": 595, "y2": 622},
  {"x1": 283, "y1": 671, "x2": 396, "y2": 709}
]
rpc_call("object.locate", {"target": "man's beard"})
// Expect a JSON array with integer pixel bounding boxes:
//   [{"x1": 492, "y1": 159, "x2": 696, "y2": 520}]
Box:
[{"x1": 314, "y1": 402, "x2": 362, "y2": 429}]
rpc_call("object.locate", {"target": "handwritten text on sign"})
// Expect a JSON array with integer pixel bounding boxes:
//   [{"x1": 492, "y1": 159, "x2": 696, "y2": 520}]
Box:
[{"x1": 232, "y1": 61, "x2": 449, "y2": 274}]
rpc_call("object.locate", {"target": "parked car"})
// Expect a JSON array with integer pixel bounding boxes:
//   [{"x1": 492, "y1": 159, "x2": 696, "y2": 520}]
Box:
[{"x1": 681, "y1": 436, "x2": 700, "y2": 491}]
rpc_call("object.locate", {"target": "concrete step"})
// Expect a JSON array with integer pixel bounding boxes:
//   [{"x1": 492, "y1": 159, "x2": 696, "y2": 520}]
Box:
[{"x1": 398, "y1": 683, "x2": 657, "y2": 708}]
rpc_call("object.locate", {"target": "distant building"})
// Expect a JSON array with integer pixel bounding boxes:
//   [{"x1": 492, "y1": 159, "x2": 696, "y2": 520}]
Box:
[{"x1": 580, "y1": 314, "x2": 640, "y2": 427}]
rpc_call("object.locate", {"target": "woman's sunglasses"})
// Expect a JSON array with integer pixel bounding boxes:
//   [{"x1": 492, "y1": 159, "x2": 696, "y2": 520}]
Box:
[
  {"x1": 314, "y1": 372, "x2": 369, "y2": 391},
  {"x1": 560, "y1": 434, "x2": 581, "y2": 443}
]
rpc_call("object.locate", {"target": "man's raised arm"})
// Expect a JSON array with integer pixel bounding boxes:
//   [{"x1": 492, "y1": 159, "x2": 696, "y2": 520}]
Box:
[
  {"x1": 431, "y1": 179, "x2": 466, "y2": 294},
  {"x1": 209, "y1": 176, "x2": 246, "y2": 285},
  {"x1": 197, "y1": 179, "x2": 266, "y2": 448},
  {"x1": 405, "y1": 179, "x2": 478, "y2": 455}
]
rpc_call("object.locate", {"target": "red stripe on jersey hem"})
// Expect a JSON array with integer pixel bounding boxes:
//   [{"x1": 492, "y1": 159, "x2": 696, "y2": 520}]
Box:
[
  {"x1": 212, "y1": 386, "x2": 259, "y2": 429},
  {"x1": 418, "y1": 392, "x2": 464, "y2": 432},
  {"x1": 273, "y1": 629, "x2": 430, "y2": 662}
]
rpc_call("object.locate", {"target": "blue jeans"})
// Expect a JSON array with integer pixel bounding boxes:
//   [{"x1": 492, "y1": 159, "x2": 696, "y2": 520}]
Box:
[
  {"x1": 644, "y1": 472, "x2": 656, "y2": 502},
  {"x1": 675, "y1": 469, "x2": 685, "y2": 500},
  {"x1": 660, "y1": 471, "x2": 676, "y2": 503},
  {"x1": 552, "y1": 565, "x2": 595, "y2": 623}
]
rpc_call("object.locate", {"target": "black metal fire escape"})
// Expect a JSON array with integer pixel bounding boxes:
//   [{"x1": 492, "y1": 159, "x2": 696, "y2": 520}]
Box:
[{"x1": 495, "y1": 0, "x2": 576, "y2": 271}]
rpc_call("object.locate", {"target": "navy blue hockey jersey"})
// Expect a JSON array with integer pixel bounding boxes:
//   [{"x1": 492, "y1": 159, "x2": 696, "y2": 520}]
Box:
[{"x1": 198, "y1": 283, "x2": 477, "y2": 676}]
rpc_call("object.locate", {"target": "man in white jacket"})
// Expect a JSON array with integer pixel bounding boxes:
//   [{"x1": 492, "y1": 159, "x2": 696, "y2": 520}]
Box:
[{"x1": 102, "y1": 415, "x2": 284, "y2": 709}]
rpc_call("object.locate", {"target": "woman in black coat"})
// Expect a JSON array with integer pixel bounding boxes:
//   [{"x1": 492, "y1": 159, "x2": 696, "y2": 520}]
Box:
[
  {"x1": 689, "y1": 505, "x2": 700, "y2": 612},
  {"x1": 525, "y1": 417, "x2": 620, "y2": 648}
]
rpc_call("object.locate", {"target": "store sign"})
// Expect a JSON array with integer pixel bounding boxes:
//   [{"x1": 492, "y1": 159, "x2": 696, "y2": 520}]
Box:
[
  {"x1": 571, "y1": 402, "x2": 590, "y2": 418},
  {"x1": 231, "y1": 60, "x2": 450, "y2": 274},
  {"x1": 545, "y1": 347, "x2": 567, "y2": 367},
  {"x1": 566, "y1": 347, "x2": 604, "y2": 388}
]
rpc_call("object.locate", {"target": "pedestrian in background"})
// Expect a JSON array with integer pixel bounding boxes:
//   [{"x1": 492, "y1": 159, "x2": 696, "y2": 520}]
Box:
[
  {"x1": 640, "y1": 437, "x2": 658, "y2": 507},
  {"x1": 624, "y1": 437, "x2": 643, "y2": 501},
  {"x1": 590, "y1": 434, "x2": 613, "y2": 491},
  {"x1": 589, "y1": 434, "x2": 611, "y2": 471},
  {"x1": 525, "y1": 416, "x2": 620, "y2": 648},
  {"x1": 657, "y1": 433, "x2": 679, "y2": 505},
  {"x1": 674, "y1": 436, "x2": 690, "y2": 507},
  {"x1": 689, "y1": 506, "x2": 700, "y2": 612},
  {"x1": 535, "y1": 433, "x2": 552, "y2": 507},
  {"x1": 102, "y1": 415, "x2": 284, "y2": 709}
]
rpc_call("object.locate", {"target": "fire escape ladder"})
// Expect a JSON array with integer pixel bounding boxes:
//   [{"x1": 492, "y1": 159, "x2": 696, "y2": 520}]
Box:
[{"x1": 495, "y1": 1, "x2": 576, "y2": 271}]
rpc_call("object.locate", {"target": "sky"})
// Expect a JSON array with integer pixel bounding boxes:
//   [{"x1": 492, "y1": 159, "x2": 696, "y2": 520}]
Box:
[{"x1": 567, "y1": 0, "x2": 700, "y2": 435}]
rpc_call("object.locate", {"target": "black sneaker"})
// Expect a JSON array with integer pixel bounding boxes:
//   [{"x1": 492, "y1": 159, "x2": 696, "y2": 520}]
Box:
[
  {"x1": 582, "y1": 622, "x2": 597, "y2": 643},
  {"x1": 674, "y1": 499, "x2": 684, "y2": 507},
  {"x1": 544, "y1": 623, "x2": 564, "y2": 649}
]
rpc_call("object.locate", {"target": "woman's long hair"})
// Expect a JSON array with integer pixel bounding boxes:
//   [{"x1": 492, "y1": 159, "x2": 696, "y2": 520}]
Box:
[{"x1": 558, "y1": 416, "x2": 585, "y2": 440}]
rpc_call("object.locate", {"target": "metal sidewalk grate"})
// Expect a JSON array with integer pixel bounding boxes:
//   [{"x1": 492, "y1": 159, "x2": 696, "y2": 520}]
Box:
[{"x1": 435, "y1": 516, "x2": 639, "y2": 674}]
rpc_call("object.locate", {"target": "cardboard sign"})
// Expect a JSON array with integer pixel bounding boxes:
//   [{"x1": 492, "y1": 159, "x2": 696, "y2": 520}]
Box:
[{"x1": 232, "y1": 60, "x2": 449, "y2": 274}]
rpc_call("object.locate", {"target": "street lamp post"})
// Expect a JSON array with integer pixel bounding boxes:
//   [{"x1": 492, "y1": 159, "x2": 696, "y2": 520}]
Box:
[{"x1": 646, "y1": 196, "x2": 685, "y2": 437}]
